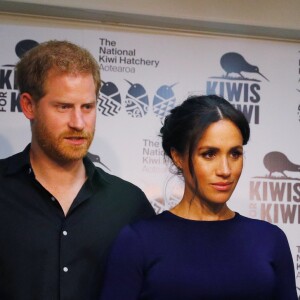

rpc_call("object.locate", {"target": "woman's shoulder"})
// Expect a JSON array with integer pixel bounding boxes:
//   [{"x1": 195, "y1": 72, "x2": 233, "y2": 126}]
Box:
[
  {"x1": 130, "y1": 210, "x2": 173, "y2": 230},
  {"x1": 237, "y1": 213, "x2": 278, "y2": 227},
  {"x1": 236, "y1": 213, "x2": 287, "y2": 239},
  {"x1": 119, "y1": 211, "x2": 180, "y2": 240},
  {"x1": 112, "y1": 211, "x2": 174, "y2": 248}
]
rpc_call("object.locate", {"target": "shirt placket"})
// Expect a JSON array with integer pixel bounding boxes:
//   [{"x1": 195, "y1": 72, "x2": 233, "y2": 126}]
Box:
[{"x1": 59, "y1": 217, "x2": 71, "y2": 300}]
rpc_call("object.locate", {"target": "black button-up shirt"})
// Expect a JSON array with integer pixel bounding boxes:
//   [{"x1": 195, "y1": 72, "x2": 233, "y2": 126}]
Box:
[{"x1": 0, "y1": 145, "x2": 155, "y2": 300}]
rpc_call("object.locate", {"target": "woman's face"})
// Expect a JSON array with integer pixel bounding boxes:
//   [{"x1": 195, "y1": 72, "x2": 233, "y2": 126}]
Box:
[{"x1": 176, "y1": 119, "x2": 244, "y2": 206}]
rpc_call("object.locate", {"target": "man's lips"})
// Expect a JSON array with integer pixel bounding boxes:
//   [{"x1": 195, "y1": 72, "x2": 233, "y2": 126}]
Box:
[
  {"x1": 65, "y1": 136, "x2": 86, "y2": 145},
  {"x1": 211, "y1": 182, "x2": 233, "y2": 191}
]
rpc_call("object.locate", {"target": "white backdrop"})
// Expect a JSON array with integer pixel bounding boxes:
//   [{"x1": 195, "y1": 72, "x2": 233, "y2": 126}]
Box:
[{"x1": 0, "y1": 19, "x2": 299, "y2": 295}]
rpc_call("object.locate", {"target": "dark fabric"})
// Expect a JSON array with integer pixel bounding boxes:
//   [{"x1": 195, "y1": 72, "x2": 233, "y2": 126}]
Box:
[
  {"x1": 0, "y1": 144, "x2": 155, "y2": 300},
  {"x1": 100, "y1": 211, "x2": 298, "y2": 300}
]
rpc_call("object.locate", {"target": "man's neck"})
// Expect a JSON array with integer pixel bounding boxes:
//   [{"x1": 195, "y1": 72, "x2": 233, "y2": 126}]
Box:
[{"x1": 29, "y1": 146, "x2": 87, "y2": 216}]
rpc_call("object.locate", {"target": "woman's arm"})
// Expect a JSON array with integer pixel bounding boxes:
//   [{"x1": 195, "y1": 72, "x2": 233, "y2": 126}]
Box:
[
  {"x1": 100, "y1": 225, "x2": 145, "y2": 300},
  {"x1": 273, "y1": 228, "x2": 298, "y2": 300}
]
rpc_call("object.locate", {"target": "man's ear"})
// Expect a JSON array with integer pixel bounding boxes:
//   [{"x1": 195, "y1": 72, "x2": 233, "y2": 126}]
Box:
[
  {"x1": 20, "y1": 93, "x2": 36, "y2": 120},
  {"x1": 170, "y1": 148, "x2": 183, "y2": 170}
]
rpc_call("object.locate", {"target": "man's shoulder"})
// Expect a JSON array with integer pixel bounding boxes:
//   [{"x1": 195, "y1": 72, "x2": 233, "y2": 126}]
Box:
[
  {"x1": 0, "y1": 145, "x2": 30, "y2": 176},
  {"x1": 0, "y1": 157, "x2": 8, "y2": 175},
  {"x1": 0, "y1": 152, "x2": 21, "y2": 175},
  {"x1": 93, "y1": 166, "x2": 155, "y2": 216},
  {"x1": 94, "y1": 166, "x2": 145, "y2": 195}
]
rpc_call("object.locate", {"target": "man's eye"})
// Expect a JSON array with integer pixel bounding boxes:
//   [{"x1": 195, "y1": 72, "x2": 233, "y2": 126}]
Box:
[
  {"x1": 83, "y1": 103, "x2": 95, "y2": 111},
  {"x1": 57, "y1": 104, "x2": 69, "y2": 110}
]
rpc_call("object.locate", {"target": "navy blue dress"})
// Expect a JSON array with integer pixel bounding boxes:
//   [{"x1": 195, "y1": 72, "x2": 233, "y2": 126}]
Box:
[{"x1": 100, "y1": 212, "x2": 297, "y2": 300}]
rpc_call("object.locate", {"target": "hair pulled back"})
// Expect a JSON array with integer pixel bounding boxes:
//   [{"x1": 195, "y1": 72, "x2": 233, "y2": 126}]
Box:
[{"x1": 160, "y1": 95, "x2": 250, "y2": 175}]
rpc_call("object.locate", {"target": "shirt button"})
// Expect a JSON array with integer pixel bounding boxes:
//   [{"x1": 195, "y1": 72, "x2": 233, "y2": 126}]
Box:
[
  {"x1": 63, "y1": 231, "x2": 68, "y2": 236},
  {"x1": 51, "y1": 196, "x2": 55, "y2": 202},
  {"x1": 63, "y1": 267, "x2": 68, "y2": 272}
]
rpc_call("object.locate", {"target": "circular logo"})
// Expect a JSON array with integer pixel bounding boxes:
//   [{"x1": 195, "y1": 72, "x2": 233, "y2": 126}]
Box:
[{"x1": 163, "y1": 174, "x2": 184, "y2": 209}]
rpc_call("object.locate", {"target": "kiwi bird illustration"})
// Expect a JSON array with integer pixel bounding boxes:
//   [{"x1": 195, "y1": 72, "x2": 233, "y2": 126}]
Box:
[
  {"x1": 153, "y1": 83, "x2": 177, "y2": 118},
  {"x1": 87, "y1": 152, "x2": 110, "y2": 171},
  {"x1": 263, "y1": 152, "x2": 300, "y2": 177},
  {"x1": 124, "y1": 80, "x2": 149, "y2": 117},
  {"x1": 3, "y1": 39, "x2": 39, "y2": 67},
  {"x1": 220, "y1": 52, "x2": 269, "y2": 81},
  {"x1": 98, "y1": 80, "x2": 121, "y2": 116},
  {"x1": 15, "y1": 39, "x2": 39, "y2": 58}
]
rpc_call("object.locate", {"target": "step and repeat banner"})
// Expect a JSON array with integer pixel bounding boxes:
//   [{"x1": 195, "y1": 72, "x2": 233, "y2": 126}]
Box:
[{"x1": 0, "y1": 21, "x2": 299, "y2": 293}]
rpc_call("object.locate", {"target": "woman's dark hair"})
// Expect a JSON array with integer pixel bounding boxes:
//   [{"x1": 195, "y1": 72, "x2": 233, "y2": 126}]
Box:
[{"x1": 160, "y1": 95, "x2": 250, "y2": 181}]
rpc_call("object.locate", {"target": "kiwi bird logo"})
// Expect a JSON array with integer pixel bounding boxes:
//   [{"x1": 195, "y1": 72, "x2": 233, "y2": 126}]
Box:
[
  {"x1": 125, "y1": 80, "x2": 149, "y2": 118},
  {"x1": 220, "y1": 52, "x2": 269, "y2": 81},
  {"x1": 87, "y1": 152, "x2": 110, "y2": 171},
  {"x1": 263, "y1": 151, "x2": 300, "y2": 178},
  {"x1": 3, "y1": 39, "x2": 39, "y2": 67},
  {"x1": 153, "y1": 83, "x2": 177, "y2": 119},
  {"x1": 98, "y1": 81, "x2": 121, "y2": 116}
]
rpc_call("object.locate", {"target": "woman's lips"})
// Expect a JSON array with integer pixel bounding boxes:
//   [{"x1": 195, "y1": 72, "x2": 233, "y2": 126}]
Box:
[{"x1": 211, "y1": 182, "x2": 233, "y2": 191}]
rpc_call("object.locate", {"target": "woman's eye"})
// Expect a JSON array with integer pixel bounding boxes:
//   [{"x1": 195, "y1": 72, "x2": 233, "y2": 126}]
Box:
[
  {"x1": 231, "y1": 150, "x2": 243, "y2": 159},
  {"x1": 202, "y1": 150, "x2": 216, "y2": 159}
]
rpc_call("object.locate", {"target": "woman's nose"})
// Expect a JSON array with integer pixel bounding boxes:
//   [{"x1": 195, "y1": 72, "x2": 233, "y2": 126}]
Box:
[{"x1": 216, "y1": 157, "x2": 231, "y2": 177}]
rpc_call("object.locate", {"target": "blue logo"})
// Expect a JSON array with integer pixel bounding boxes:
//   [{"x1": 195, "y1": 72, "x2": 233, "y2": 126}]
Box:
[
  {"x1": 97, "y1": 80, "x2": 178, "y2": 119},
  {"x1": 153, "y1": 83, "x2": 177, "y2": 119},
  {"x1": 206, "y1": 52, "x2": 269, "y2": 125},
  {"x1": 98, "y1": 81, "x2": 122, "y2": 116},
  {"x1": 2, "y1": 39, "x2": 39, "y2": 67},
  {"x1": 219, "y1": 52, "x2": 269, "y2": 82},
  {"x1": 125, "y1": 80, "x2": 149, "y2": 118}
]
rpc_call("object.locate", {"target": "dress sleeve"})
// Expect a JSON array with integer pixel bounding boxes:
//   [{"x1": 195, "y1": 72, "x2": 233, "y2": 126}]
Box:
[
  {"x1": 273, "y1": 228, "x2": 298, "y2": 300},
  {"x1": 100, "y1": 225, "x2": 144, "y2": 300}
]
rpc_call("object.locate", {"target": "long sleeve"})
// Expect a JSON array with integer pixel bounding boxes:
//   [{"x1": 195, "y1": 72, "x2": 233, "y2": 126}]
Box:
[
  {"x1": 273, "y1": 228, "x2": 298, "y2": 300},
  {"x1": 100, "y1": 225, "x2": 145, "y2": 300}
]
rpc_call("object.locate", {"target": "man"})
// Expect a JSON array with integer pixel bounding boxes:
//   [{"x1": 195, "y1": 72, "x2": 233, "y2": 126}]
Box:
[{"x1": 0, "y1": 40, "x2": 155, "y2": 300}]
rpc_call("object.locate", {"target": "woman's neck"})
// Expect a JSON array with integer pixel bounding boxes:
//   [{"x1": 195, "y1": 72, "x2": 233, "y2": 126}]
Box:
[{"x1": 170, "y1": 199, "x2": 235, "y2": 221}]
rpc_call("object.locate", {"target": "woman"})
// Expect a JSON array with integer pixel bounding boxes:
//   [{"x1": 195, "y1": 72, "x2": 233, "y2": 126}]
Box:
[{"x1": 100, "y1": 95, "x2": 297, "y2": 300}]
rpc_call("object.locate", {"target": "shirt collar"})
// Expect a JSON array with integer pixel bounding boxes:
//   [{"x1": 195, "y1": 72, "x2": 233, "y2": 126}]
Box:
[
  {"x1": 5, "y1": 144, "x2": 111, "y2": 185},
  {"x1": 5, "y1": 144, "x2": 31, "y2": 175},
  {"x1": 83, "y1": 155, "x2": 111, "y2": 185}
]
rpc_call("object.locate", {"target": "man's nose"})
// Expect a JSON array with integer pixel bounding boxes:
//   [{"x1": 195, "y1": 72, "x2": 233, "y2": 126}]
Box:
[{"x1": 69, "y1": 109, "x2": 85, "y2": 131}]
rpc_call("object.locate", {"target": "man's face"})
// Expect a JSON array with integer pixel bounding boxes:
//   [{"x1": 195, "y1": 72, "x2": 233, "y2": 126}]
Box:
[{"x1": 31, "y1": 71, "x2": 97, "y2": 163}]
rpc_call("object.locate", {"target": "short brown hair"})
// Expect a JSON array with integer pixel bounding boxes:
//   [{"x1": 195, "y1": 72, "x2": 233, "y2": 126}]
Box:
[{"x1": 16, "y1": 40, "x2": 101, "y2": 100}]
